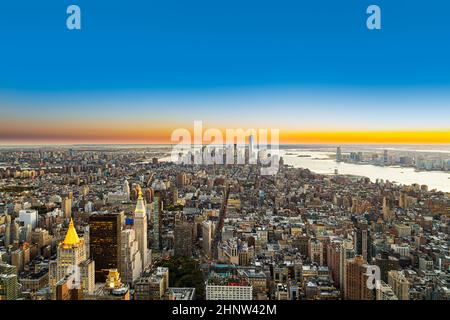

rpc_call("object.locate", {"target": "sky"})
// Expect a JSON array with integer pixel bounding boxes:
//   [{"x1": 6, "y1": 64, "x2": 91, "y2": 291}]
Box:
[{"x1": 0, "y1": 0, "x2": 449, "y2": 144}]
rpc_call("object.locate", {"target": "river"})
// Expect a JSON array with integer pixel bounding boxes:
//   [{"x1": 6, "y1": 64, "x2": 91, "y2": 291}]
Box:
[{"x1": 280, "y1": 150, "x2": 450, "y2": 192}]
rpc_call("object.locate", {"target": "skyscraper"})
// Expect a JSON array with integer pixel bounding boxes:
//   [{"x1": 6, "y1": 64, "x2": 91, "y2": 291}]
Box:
[
  {"x1": 62, "y1": 196, "x2": 72, "y2": 219},
  {"x1": 336, "y1": 146, "x2": 342, "y2": 162},
  {"x1": 326, "y1": 241, "x2": 341, "y2": 288},
  {"x1": 89, "y1": 213, "x2": 121, "y2": 282},
  {"x1": 177, "y1": 172, "x2": 187, "y2": 188},
  {"x1": 18, "y1": 210, "x2": 38, "y2": 229},
  {"x1": 51, "y1": 220, "x2": 82, "y2": 285},
  {"x1": 308, "y1": 238, "x2": 324, "y2": 265},
  {"x1": 49, "y1": 218, "x2": 95, "y2": 298},
  {"x1": 0, "y1": 263, "x2": 18, "y2": 300},
  {"x1": 355, "y1": 221, "x2": 373, "y2": 263},
  {"x1": 151, "y1": 193, "x2": 162, "y2": 251},
  {"x1": 174, "y1": 221, "x2": 193, "y2": 257},
  {"x1": 123, "y1": 180, "x2": 131, "y2": 201},
  {"x1": 0, "y1": 274, "x2": 19, "y2": 300},
  {"x1": 375, "y1": 252, "x2": 400, "y2": 282},
  {"x1": 382, "y1": 196, "x2": 394, "y2": 221},
  {"x1": 4, "y1": 221, "x2": 11, "y2": 247},
  {"x1": 134, "y1": 189, "x2": 148, "y2": 269},
  {"x1": 339, "y1": 239, "x2": 355, "y2": 295},
  {"x1": 345, "y1": 255, "x2": 374, "y2": 300},
  {"x1": 249, "y1": 134, "x2": 255, "y2": 163},
  {"x1": 202, "y1": 220, "x2": 213, "y2": 256},
  {"x1": 119, "y1": 229, "x2": 142, "y2": 283}
]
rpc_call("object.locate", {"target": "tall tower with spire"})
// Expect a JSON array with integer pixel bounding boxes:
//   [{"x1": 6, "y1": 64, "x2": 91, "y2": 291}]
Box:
[
  {"x1": 134, "y1": 187, "x2": 148, "y2": 269},
  {"x1": 56, "y1": 219, "x2": 85, "y2": 280},
  {"x1": 49, "y1": 219, "x2": 95, "y2": 299}
]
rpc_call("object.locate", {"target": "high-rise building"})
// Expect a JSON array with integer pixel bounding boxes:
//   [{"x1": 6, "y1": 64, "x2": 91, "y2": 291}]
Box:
[
  {"x1": 171, "y1": 187, "x2": 179, "y2": 205},
  {"x1": 202, "y1": 221, "x2": 213, "y2": 256},
  {"x1": 119, "y1": 229, "x2": 142, "y2": 284},
  {"x1": 339, "y1": 239, "x2": 355, "y2": 295},
  {"x1": 49, "y1": 218, "x2": 94, "y2": 298},
  {"x1": 79, "y1": 259, "x2": 95, "y2": 296},
  {"x1": 375, "y1": 252, "x2": 400, "y2": 283},
  {"x1": 11, "y1": 249, "x2": 24, "y2": 272},
  {"x1": 18, "y1": 209, "x2": 38, "y2": 229},
  {"x1": 134, "y1": 189, "x2": 148, "y2": 269},
  {"x1": 89, "y1": 213, "x2": 121, "y2": 282},
  {"x1": 150, "y1": 193, "x2": 162, "y2": 251},
  {"x1": 336, "y1": 146, "x2": 342, "y2": 162},
  {"x1": 62, "y1": 197, "x2": 72, "y2": 219},
  {"x1": 0, "y1": 263, "x2": 18, "y2": 300},
  {"x1": 57, "y1": 219, "x2": 85, "y2": 265},
  {"x1": 0, "y1": 263, "x2": 17, "y2": 275},
  {"x1": 355, "y1": 221, "x2": 372, "y2": 263},
  {"x1": 31, "y1": 228, "x2": 52, "y2": 251},
  {"x1": 345, "y1": 255, "x2": 374, "y2": 300},
  {"x1": 0, "y1": 274, "x2": 19, "y2": 300},
  {"x1": 249, "y1": 134, "x2": 255, "y2": 163},
  {"x1": 123, "y1": 180, "x2": 131, "y2": 201},
  {"x1": 382, "y1": 197, "x2": 394, "y2": 221},
  {"x1": 174, "y1": 221, "x2": 193, "y2": 257},
  {"x1": 308, "y1": 238, "x2": 324, "y2": 265},
  {"x1": 238, "y1": 244, "x2": 251, "y2": 266},
  {"x1": 383, "y1": 150, "x2": 389, "y2": 165},
  {"x1": 177, "y1": 172, "x2": 187, "y2": 188},
  {"x1": 10, "y1": 220, "x2": 20, "y2": 244},
  {"x1": 327, "y1": 240, "x2": 341, "y2": 288},
  {"x1": 4, "y1": 221, "x2": 11, "y2": 247}
]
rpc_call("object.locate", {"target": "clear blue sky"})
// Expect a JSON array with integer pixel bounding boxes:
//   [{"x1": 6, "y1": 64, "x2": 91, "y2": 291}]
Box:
[
  {"x1": 0, "y1": 0, "x2": 449, "y2": 142},
  {"x1": 1, "y1": 0, "x2": 449, "y2": 91}
]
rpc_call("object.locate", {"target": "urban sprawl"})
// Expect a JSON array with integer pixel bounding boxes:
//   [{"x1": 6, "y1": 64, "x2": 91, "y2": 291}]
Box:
[{"x1": 0, "y1": 145, "x2": 449, "y2": 301}]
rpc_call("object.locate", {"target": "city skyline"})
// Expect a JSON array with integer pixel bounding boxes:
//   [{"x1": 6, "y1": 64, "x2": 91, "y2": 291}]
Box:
[
  {"x1": 1, "y1": 87, "x2": 450, "y2": 144},
  {"x1": 0, "y1": 146, "x2": 448, "y2": 302}
]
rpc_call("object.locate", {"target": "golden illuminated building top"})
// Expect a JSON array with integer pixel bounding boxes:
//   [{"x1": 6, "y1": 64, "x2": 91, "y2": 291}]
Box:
[
  {"x1": 134, "y1": 186, "x2": 146, "y2": 217},
  {"x1": 106, "y1": 269, "x2": 122, "y2": 289},
  {"x1": 61, "y1": 218, "x2": 81, "y2": 248}
]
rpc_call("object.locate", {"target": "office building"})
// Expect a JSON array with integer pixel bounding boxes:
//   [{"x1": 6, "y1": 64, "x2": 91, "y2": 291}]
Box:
[
  {"x1": 89, "y1": 213, "x2": 121, "y2": 282},
  {"x1": 119, "y1": 229, "x2": 142, "y2": 284},
  {"x1": 174, "y1": 221, "x2": 193, "y2": 257},
  {"x1": 134, "y1": 188, "x2": 149, "y2": 269},
  {"x1": 18, "y1": 209, "x2": 38, "y2": 229},
  {"x1": 49, "y1": 219, "x2": 95, "y2": 298},
  {"x1": 206, "y1": 275, "x2": 253, "y2": 300},
  {"x1": 345, "y1": 255, "x2": 374, "y2": 300},
  {"x1": 202, "y1": 220, "x2": 213, "y2": 256},
  {"x1": 150, "y1": 193, "x2": 162, "y2": 251},
  {"x1": 355, "y1": 221, "x2": 372, "y2": 263}
]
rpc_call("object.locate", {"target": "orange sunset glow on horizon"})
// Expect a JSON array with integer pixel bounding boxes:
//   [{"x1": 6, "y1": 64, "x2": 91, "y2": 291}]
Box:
[{"x1": 0, "y1": 124, "x2": 449, "y2": 145}]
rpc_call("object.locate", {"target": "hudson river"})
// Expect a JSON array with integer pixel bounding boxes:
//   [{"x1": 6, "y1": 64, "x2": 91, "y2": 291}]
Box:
[{"x1": 280, "y1": 150, "x2": 450, "y2": 193}]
